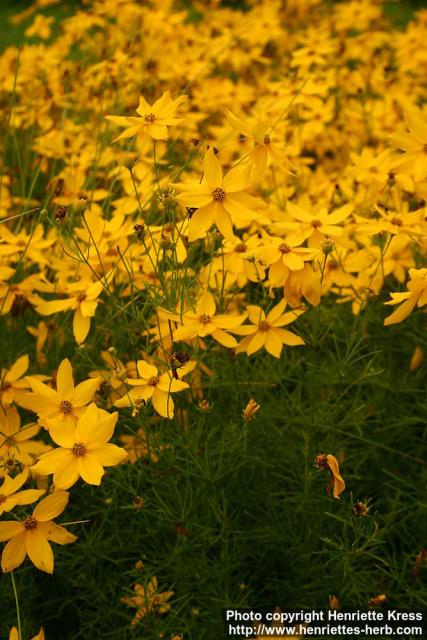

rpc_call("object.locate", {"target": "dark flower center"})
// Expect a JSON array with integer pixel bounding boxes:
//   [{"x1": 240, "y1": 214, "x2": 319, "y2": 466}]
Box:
[
  {"x1": 60, "y1": 400, "x2": 73, "y2": 414},
  {"x1": 212, "y1": 188, "x2": 226, "y2": 202},
  {"x1": 72, "y1": 442, "x2": 87, "y2": 457}
]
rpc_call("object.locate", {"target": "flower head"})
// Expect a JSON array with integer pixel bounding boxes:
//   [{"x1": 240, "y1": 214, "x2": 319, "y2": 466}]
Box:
[
  {"x1": 0, "y1": 490, "x2": 76, "y2": 574},
  {"x1": 31, "y1": 403, "x2": 127, "y2": 489}
]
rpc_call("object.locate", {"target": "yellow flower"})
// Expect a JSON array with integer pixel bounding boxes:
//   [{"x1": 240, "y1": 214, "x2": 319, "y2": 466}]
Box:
[
  {"x1": 24, "y1": 358, "x2": 101, "y2": 438},
  {"x1": 172, "y1": 291, "x2": 246, "y2": 349},
  {"x1": 391, "y1": 109, "x2": 427, "y2": 181},
  {"x1": 173, "y1": 147, "x2": 264, "y2": 241},
  {"x1": 314, "y1": 453, "x2": 346, "y2": 500},
  {"x1": 115, "y1": 361, "x2": 189, "y2": 419},
  {"x1": 0, "y1": 406, "x2": 49, "y2": 470},
  {"x1": 25, "y1": 14, "x2": 54, "y2": 39},
  {"x1": 384, "y1": 268, "x2": 427, "y2": 326},
  {"x1": 242, "y1": 398, "x2": 260, "y2": 421},
  {"x1": 31, "y1": 403, "x2": 127, "y2": 489},
  {"x1": 120, "y1": 427, "x2": 168, "y2": 463},
  {"x1": 286, "y1": 201, "x2": 353, "y2": 246},
  {"x1": 0, "y1": 469, "x2": 45, "y2": 515},
  {"x1": 0, "y1": 490, "x2": 76, "y2": 574},
  {"x1": 36, "y1": 278, "x2": 104, "y2": 344},
  {"x1": 106, "y1": 91, "x2": 186, "y2": 141},
  {"x1": 122, "y1": 576, "x2": 174, "y2": 627},
  {"x1": 234, "y1": 299, "x2": 305, "y2": 358},
  {"x1": 0, "y1": 355, "x2": 31, "y2": 407}
]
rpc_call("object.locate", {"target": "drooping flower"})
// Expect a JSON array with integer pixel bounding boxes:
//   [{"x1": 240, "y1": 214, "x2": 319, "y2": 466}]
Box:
[
  {"x1": 31, "y1": 403, "x2": 127, "y2": 489},
  {"x1": 314, "y1": 453, "x2": 346, "y2": 500},
  {"x1": 0, "y1": 490, "x2": 76, "y2": 574}
]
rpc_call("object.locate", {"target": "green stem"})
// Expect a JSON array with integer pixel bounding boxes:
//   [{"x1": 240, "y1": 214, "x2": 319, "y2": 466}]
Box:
[{"x1": 11, "y1": 571, "x2": 22, "y2": 640}]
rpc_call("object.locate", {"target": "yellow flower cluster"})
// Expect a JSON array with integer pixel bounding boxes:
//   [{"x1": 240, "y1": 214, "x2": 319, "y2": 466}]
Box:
[{"x1": 0, "y1": 0, "x2": 426, "y2": 633}]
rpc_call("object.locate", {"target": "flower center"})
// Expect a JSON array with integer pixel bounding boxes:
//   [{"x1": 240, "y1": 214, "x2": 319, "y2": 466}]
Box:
[
  {"x1": 24, "y1": 516, "x2": 38, "y2": 530},
  {"x1": 0, "y1": 495, "x2": 6, "y2": 505},
  {"x1": 390, "y1": 216, "x2": 402, "y2": 227},
  {"x1": 263, "y1": 135, "x2": 271, "y2": 145},
  {"x1": 60, "y1": 400, "x2": 73, "y2": 414},
  {"x1": 144, "y1": 113, "x2": 156, "y2": 123},
  {"x1": 212, "y1": 187, "x2": 226, "y2": 202},
  {"x1": 77, "y1": 292, "x2": 87, "y2": 302},
  {"x1": 234, "y1": 242, "x2": 247, "y2": 253},
  {"x1": 424, "y1": 144, "x2": 427, "y2": 154},
  {"x1": 147, "y1": 376, "x2": 159, "y2": 387},
  {"x1": 72, "y1": 442, "x2": 87, "y2": 457},
  {"x1": 311, "y1": 219, "x2": 322, "y2": 228},
  {"x1": 199, "y1": 314, "x2": 211, "y2": 325},
  {"x1": 279, "y1": 243, "x2": 290, "y2": 254},
  {"x1": 258, "y1": 321, "x2": 270, "y2": 331}
]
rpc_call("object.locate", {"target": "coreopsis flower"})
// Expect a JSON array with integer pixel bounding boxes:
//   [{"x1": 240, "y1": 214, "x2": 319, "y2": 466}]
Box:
[
  {"x1": 314, "y1": 453, "x2": 346, "y2": 499},
  {"x1": 0, "y1": 469, "x2": 45, "y2": 515},
  {"x1": 31, "y1": 403, "x2": 127, "y2": 489},
  {"x1": 390, "y1": 109, "x2": 427, "y2": 181},
  {"x1": 122, "y1": 576, "x2": 174, "y2": 627},
  {"x1": 106, "y1": 91, "x2": 186, "y2": 141},
  {"x1": 173, "y1": 147, "x2": 264, "y2": 241},
  {"x1": 115, "y1": 360, "x2": 189, "y2": 419},
  {"x1": 24, "y1": 358, "x2": 101, "y2": 437},
  {"x1": 368, "y1": 594, "x2": 387, "y2": 607},
  {"x1": 0, "y1": 406, "x2": 49, "y2": 470},
  {"x1": 258, "y1": 235, "x2": 318, "y2": 288},
  {"x1": 0, "y1": 490, "x2": 76, "y2": 574},
  {"x1": 172, "y1": 291, "x2": 246, "y2": 349},
  {"x1": 27, "y1": 321, "x2": 49, "y2": 366},
  {"x1": 36, "y1": 278, "x2": 105, "y2": 344},
  {"x1": 286, "y1": 201, "x2": 353, "y2": 246},
  {"x1": 0, "y1": 354, "x2": 31, "y2": 407},
  {"x1": 233, "y1": 300, "x2": 305, "y2": 357},
  {"x1": 384, "y1": 268, "x2": 427, "y2": 325},
  {"x1": 120, "y1": 427, "x2": 167, "y2": 463},
  {"x1": 242, "y1": 398, "x2": 260, "y2": 421},
  {"x1": 25, "y1": 14, "x2": 54, "y2": 39}
]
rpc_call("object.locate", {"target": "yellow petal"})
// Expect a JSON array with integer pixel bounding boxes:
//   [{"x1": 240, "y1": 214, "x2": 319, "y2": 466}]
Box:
[
  {"x1": 90, "y1": 443, "x2": 128, "y2": 467},
  {"x1": 196, "y1": 291, "x2": 216, "y2": 317},
  {"x1": 1, "y1": 531, "x2": 27, "y2": 572},
  {"x1": 326, "y1": 455, "x2": 346, "y2": 499},
  {"x1": 71, "y1": 378, "x2": 101, "y2": 406},
  {"x1": 26, "y1": 529, "x2": 54, "y2": 574},
  {"x1": 38, "y1": 521, "x2": 77, "y2": 545},
  {"x1": 151, "y1": 388, "x2": 174, "y2": 418},
  {"x1": 56, "y1": 358, "x2": 74, "y2": 397},
  {"x1": 203, "y1": 147, "x2": 222, "y2": 187},
  {"x1": 6, "y1": 354, "x2": 29, "y2": 382},
  {"x1": 77, "y1": 454, "x2": 105, "y2": 485},
  {"x1": 0, "y1": 521, "x2": 25, "y2": 542},
  {"x1": 33, "y1": 490, "x2": 70, "y2": 522},
  {"x1": 73, "y1": 308, "x2": 91, "y2": 344}
]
